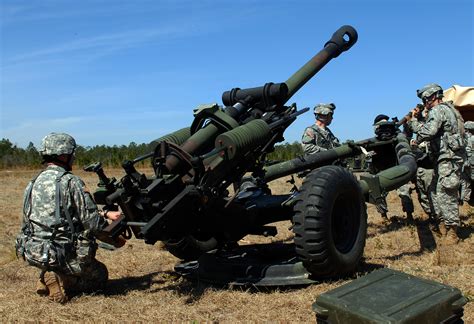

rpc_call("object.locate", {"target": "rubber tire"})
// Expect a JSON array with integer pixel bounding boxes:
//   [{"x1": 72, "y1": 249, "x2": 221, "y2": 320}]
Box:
[
  {"x1": 164, "y1": 235, "x2": 218, "y2": 261},
  {"x1": 293, "y1": 165, "x2": 367, "y2": 278}
]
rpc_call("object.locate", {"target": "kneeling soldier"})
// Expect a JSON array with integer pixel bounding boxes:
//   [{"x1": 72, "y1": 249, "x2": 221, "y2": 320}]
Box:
[{"x1": 15, "y1": 133, "x2": 125, "y2": 303}]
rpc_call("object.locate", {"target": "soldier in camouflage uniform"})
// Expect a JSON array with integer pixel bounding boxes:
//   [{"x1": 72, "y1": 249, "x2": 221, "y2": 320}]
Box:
[
  {"x1": 465, "y1": 121, "x2": 474, "y2": 181},
  {"x1": 15, "y1": 133, "x2": 125, "y2": 303},
  {"x1": 460, "y1": 121, "x2": 474, "y2": 203},
  {"x1": 405, "y1": 108, "x2": 435, "y2": 222},
  {"x1": 407, "y1": 84, "x2": 465, "y2": 243},
  {"x1": 301, "y1": 103, "x2": 340, "y2": 154},
  {"x1": 410, "y1": 108, "x2": 435, "y2": 220}
]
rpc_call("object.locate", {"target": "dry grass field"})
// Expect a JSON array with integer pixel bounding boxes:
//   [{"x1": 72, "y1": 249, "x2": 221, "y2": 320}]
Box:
[{"x1": 1, "y1": 168, "x2": 472, "y2": 322}]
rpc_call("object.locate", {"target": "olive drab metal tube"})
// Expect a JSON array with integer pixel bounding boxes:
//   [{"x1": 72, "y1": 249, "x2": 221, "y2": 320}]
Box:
[
  {"x1": 149, "y1": 127, "x2": 192, "y2": 148},
  {"x1": 263, "y1": 144, "x2": 361, "y2": 182},
  {"x1": 285, "y1": 25, "x2": 358, "y2": 101},
  {"x1": 165, "y1": 124, "x2": 220, "y2": 173},
  {"x1": 359, "y1": 134, "x2": 417, "y2": 195},
  {"x1": 215, "y1": 119, "x2": 271, "y2": 160},
  {"x1": 264, "y1": 133, "x2": 416, "y2": 198}
]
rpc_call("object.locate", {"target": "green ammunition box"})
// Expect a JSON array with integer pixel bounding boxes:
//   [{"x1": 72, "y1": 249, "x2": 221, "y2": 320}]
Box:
[{"x1": 313, "y1": 268, "x2": 467, "y2": 323}]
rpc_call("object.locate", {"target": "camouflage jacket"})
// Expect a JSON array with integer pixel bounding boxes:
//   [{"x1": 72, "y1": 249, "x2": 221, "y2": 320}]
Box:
[
  {"x1": 466, "y1": 132, "x2": 474, "y2": 167},
  {"x1": 16, "y1": 164, "x2": 107, "y2": 269},
  {"x1": 301, "y1": 124, "x2": 340, "y2": 155},
  {"x1": 408, "y1": 102, "x2": 464, "y2": 162}
]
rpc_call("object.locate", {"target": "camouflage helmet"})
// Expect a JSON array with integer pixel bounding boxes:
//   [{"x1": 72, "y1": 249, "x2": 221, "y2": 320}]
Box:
[
  {"x1": 465, "y1": 121, "x2": 474, "y2": 131},
  {"x1": 314, "y1": 103, "x2": 336, "y2": 115},
  {"x1": 39, "y1": 132, "x2": 77, "y2": 156},
  {"x1": 416, "y1": 83, "x2": 443, "y2": 100}
]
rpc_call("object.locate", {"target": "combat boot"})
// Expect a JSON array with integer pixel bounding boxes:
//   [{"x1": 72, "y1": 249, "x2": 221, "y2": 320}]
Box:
[
  {"x1": 44, "y1": 271, "x2": 68, "y2": 304},
  {"x1": 445, "y1": 225, "x2": 460, "y2": 245},
  {"x1": 36, "y1": 279, "x2": 48, "y2": 296}
]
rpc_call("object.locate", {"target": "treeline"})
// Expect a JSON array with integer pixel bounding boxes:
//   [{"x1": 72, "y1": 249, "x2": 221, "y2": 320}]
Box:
[{"x1": 0, "y1": 138, "x2": 303, "y2": 169}]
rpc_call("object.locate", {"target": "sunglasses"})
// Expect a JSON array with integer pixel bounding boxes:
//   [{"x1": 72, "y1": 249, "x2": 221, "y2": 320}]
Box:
[{"x1": 422, "y1": 96, "x2": 434, "y2": 104}]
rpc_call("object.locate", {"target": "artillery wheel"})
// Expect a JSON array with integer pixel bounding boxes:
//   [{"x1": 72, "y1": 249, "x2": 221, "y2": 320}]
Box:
[
  {"x1": 164, "y1": 235, "x2": 218, "y2": 261},
  {"x1": 293, "y1": 165, "x2": 367, "y2": 278}
]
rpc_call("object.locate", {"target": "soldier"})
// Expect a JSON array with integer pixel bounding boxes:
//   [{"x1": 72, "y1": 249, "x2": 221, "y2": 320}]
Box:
[
  {"x1": 301, "y1": 103, "x2": 340, "y2": 154},
  {"x1": 15, "y1": 133, "x2": 125, "y2": 303},
  {"x1": 407, "y1": 84, "x2": 465, "y2": 244},
  {"x1": 407, "y1": 108, "x2": 436, "y2": 223},
  {"x1": 459, "y1": 120, "x2": 474, "y2": 204}
]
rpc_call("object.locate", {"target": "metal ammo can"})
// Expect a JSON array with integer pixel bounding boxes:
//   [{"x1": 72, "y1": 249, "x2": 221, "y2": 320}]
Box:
[{"x1": 312, "y1": 268, "x2": 467, "y2": 323}]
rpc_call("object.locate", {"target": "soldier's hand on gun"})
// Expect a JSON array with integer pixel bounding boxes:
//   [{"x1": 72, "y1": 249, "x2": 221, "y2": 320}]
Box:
[
  {"x1": 413, "y1": 105, "x2": 422, "y2": 118},
  {"x1": 103, "y1": 210, "x2": 122, "y2": 221}
]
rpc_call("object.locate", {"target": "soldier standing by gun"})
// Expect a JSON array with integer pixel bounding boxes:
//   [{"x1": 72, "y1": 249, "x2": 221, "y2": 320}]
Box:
[
  {"x1": 461, "y1": 121, "x2": 474, "y2": 205},
  {"x1": 406, "y1": 84, "x2": 465, "y2": 244},
  {"x1": 301, "y1": 103, "x2": 340, "y2": 154},
  {"x1": 15, "y1": 133, "x2": 126, "y2": 303},
  {"x1": 402, "y1": 106, "x2": 436, "y2": 224}
]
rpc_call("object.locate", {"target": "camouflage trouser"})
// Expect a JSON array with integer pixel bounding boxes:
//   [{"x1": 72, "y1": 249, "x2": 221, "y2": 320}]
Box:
[
  {"x1": 396, "y1": 183, "x2": 414, "y2": 214},
  {"x1": 415, "y1": 167, "x2": 434, "y2": 215},
  {"x1": 431, "y1": 160, "x2": 462, "y2": 226},
  {"x1": 460, "y1": 164, "x2": 472, "y2": 202}
]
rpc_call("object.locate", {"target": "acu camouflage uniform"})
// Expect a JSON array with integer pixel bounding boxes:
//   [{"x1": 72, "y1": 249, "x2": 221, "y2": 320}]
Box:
[
  {"x1": 16, "y1": 134, "x2": 109, "y2": 296},
  {"x1": 409, "y1": 101, "x2": 464, "y2": 226},
  {"x1": 460, "y1": 121, "x2": 474, "y2": 202},
  {"x1": 415, "y1": 148, "x2": 435, "y2": 217},
  {"x1": 302, "y1": 124, "x2": 340, "y2": 154},
  {"x1": 465, "y1": 121, "x2": 474, "y2": 181},
  {"x1": 302, "y1": 103, "x2": 340, "y2": 154},
  {"x1": 406, "y1": 110, "x2": 435, "y2": 218}
]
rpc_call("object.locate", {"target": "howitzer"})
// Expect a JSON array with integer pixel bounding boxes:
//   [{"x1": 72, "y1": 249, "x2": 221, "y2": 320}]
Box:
[{"x1": 90, "y1": 26, "x2": 416, "y2": 279}]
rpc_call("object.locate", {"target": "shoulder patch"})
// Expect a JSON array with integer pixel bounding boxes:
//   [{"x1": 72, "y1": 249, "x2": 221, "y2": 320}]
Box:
[{"x1": 305, "y1": 128, "x2": 315, "y2": 139}]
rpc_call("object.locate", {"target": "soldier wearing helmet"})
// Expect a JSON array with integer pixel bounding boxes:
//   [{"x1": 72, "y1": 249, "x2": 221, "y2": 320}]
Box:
[
  {"x1": 15, "y1": 133, "x2": 125, "y2": 303},
  {"x1": 301, "y1": 103, "x2": 340, "y2": 154},
  {"x1": 407, "y1": 83, "x2": 465, "y2": 244}
]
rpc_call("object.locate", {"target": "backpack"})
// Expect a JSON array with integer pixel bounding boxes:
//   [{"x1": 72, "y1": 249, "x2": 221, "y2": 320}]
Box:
[
  {"x1": 15, "y1": 170, "x2": 77, "y2": 270},
  {"x1": 441, "y1": 102, "x2": 465, "y2": 152}
]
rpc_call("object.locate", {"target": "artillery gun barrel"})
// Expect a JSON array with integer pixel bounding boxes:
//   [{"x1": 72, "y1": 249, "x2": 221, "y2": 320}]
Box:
[
  {"x1": 285, "y1": 25, "x2": 358, "y2": 101},
  {"x1": 264, "y1": 133, "x2": 416, "y2": 199},
  {"x1": 263, "y1": 144, "x2": 361, "y2": 182},
  {"x1": 165, "y1": 26, "x2": 358, "y2": 175}
]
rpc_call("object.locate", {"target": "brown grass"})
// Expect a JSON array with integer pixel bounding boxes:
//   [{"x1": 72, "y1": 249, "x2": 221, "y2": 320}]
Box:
[{"x1": 0, "y1": 168, "x2": 472, "y2": 321}]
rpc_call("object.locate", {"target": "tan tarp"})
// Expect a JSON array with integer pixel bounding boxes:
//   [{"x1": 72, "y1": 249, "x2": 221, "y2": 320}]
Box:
[{"x1": 444, "y1": 85, "x2": 474, "y2": 121}]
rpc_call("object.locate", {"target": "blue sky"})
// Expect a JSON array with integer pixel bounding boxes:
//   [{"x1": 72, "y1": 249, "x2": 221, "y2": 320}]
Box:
[{"x1": 1, "y1": 0, "x2": 473, "y2": 148}]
